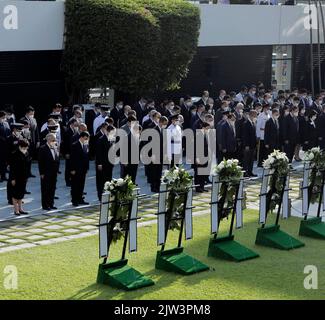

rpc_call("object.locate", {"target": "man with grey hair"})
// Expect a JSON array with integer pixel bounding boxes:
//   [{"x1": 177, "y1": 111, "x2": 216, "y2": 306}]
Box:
[{"x1": 38, "y1": 133, "x2": 60, "y2": 210}]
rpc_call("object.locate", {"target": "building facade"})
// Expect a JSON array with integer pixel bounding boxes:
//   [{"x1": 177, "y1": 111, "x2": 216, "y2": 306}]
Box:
[{"x1": 0, "y1": 1, "x2": 324, "y2": 113}]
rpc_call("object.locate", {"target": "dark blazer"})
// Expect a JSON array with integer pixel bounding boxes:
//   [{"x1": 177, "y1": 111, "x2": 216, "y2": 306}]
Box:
[
  {"x1": 9, "y1": 150, "x2": 29, "y2": 182},
  {"x1": 316, "y1": 113, "x2": 325, "y2": 149},
  {"x1": 194, "y1": 130, "x2": 209, "y2": 167},
  {"x1": 133, "y1": 102, "x2": 147, "y2": 124},
  {"x1": 61, "y1": 127, "x2": 77, "y2": 156},
  {"x1": 38, "y1": 144, "x2": 60, "y2": 177},
  {"x1": 220, "y1": 121, "x2": 237, "y2": 153},
  {"x1": 302, "y1": 120, "x2": 318, "y2": 151},
  {"x1": 281, "y1": 114, "x2": 299, "y2": 145},
  {"x1": 70, "y1": 141, "x2": 89, "y2": 173},
  {"x1": 110, "y1": 107, "x2": 121, "y2": 127},
  {"x1": 85, "y1": 109, "x2": 99, "y2": 136},
  {"x1": 264, "y1": 118, "x2": 280, "y2": 150},
  {"x1": 242, "y1": 120, "x2": 257, "y2": 149},
  {"x1": 96, "y1": 135, "x2": 114, "y2": 168},
  {"x1": 180, "y1": 104, "x2": 191, "y2": 130}
]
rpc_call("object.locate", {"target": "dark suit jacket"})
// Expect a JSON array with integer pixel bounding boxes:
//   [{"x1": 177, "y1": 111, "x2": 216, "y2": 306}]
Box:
[
  {"x1": 96, "y1": 135, "x2": 114, "y2": 168},
  {"x1": 302, "y1": 121, "x2": 318, "y2": 150},
  {"x1": 316, "y1": 113, "x2": 325, "y2": 148},
  {"x1": 264, "y1": 118, "x2": 280, "y2": 150},
  {"x1": 70, "y1": 141, "x2": 89, "y2": 173},
  {"x1": 281, "y1": 114, "x2": 299, "y2": 145},
  {"x1": 85, "y1": 109, "x2": 99, "y2": 136},
  {"x1": 61, "y1": 127, "x2": 77, "y2": 156},
  {"x1": 220, "y1": 122, "x2": 237, "y2": 153},
  {"x1": 133, "y1": 102, "x2": 147, "y2": 124},
  {"x1": 242, "y1": 120, "x2": 257, "y2": 149},
  {"x1": 38, "y1": 144, "x2": 60, "y2": 177}
]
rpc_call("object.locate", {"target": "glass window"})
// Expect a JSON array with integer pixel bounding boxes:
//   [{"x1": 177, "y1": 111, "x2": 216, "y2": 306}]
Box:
[{"x1": 272, "y1": 45, "x2": 292, "y2": 91}]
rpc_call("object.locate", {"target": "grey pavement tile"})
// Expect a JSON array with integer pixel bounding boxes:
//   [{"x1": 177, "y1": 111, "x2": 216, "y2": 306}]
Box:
[
  {"x1": 43, "y1": 225, "x2": 65, "y2": 230},
  {"x1": 5, "y1": 239, "x2": 25, "y2": 244}
]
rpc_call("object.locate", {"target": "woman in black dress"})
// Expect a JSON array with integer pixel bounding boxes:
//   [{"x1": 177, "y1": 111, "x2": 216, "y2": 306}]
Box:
[{"x1": 9, "y1": 139, "x2": 30, "y2": 216}]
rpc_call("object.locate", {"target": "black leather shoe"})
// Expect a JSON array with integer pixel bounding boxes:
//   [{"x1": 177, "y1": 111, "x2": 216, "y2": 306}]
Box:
[
  {"x1": 50, "y1": 207, "x2": 58, "y2": 210},
  {"x1": 19, "y1": 210, "x2": 29, "y2": 215},
  {"x1": 14, "y1": 212, "x2": 21, "y2": 216},
  {"x1": 72, "y1": 202, "x2": 79, "y2": 207},
  {"x1": 79, "y1": 201, "x2": 89, "y2": 205},
  {"x1": 42, "y1": 207, "x2": 51, "y2": 211}
]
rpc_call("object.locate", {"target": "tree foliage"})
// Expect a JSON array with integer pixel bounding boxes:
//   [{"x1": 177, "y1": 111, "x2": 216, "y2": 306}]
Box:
[{"x1": 62, "y1": 0, "x2": 200, "y2": 99}]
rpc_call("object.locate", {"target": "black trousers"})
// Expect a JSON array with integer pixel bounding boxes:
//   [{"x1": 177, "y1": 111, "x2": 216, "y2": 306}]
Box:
[
  {"x1": 121, "y1": 164, "x2": 138, "y2": 184},
  {"x1": 65, "y1": 158, "x2": 71, "y2": 186},
  {"x1": 224, "y1": 151, "x2": 237, "y2": 160},
  {"x1": 41, "y1": 175, "x2": 57, "y2": 208},
  {"x1": 96, "y1": 165, "x2": 113, "y2": 201},
  {"x1": 0, "y1": 154, "x2": 7, "y2": 179},
  {"x1": 283, "y1": 143, "x2": 296, "y2": 163},
  {"x1": 258, "y1": 140, "x2": 267, "y2": 166},
  {"x1": 243, "y1": 148, "x2": 255, "y2": 175},
  {"x1": 71, "y1": 171, "x2": 87, "y2": 204},
  {"x1": 150, "y1": 163, "x2": 163, "y2": 190},
  {"x1": 194, "y1": 165, "x2": 209, "y2": 189}
]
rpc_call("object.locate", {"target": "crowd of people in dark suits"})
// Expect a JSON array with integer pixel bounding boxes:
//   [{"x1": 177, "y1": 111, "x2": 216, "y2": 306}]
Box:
[{"x1": 1, "y1": 83, "x2": 325, "y2": 216}]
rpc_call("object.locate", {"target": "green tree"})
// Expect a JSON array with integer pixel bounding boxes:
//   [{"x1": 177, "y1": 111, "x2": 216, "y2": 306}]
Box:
[{"x1": 62, "y1": 0, "x2": 200, "y2": 102}]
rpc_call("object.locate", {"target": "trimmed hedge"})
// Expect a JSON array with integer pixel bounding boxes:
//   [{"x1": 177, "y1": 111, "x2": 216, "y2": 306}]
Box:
[{"x1": 62, "y1": 0, "x2": 200, "y2": 100}]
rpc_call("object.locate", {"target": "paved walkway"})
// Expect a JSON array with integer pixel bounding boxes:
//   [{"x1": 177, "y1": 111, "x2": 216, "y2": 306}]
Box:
[{"x1": 0, "y1": 159, "x2": 319, "y2": 254}]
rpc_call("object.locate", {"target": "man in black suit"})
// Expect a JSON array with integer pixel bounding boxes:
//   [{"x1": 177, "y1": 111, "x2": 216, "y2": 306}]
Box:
[
  {"x1": 133, "y1": 97, "x2": 147, "y2": 125},
  {"x1": 194, "y1": 122, "x2": 210, "y2": 192},
  {"x1": 120, "y1": 121, "x2": 141, "y2": 184},
  {"x1": 282, "y1": 106, "x2": 300, "y2": 163},
  {"x1": 195, "y1": 90, "x2": 210, "y2": 109},
  {"x1": 0, "y1": 111, "x2": 11, "y2": 182},
  {"x1": 110, "y1": 101, "x2": 123, "y2": 128},
  {"x1": 150, "y1": 116, "x2": 168, "y2": 192},
  {"x1": 242, "y1": 110, "x2": 258, "y2": 178},
  {"x1": 21, "y1": 106, "x2": 40, "y2": 177},
  {"x1": 220, "y1": 113, "x2": 237, "y2": 160},
  {"x1": 264, "y1": 108, "x2": 280, "y2": 156},
  {"x1": 311, "y1": 95, "x2": 323, "y2": 115},
  {"x1": 61, "y1": 119, "x2": 79, "y2": 187},
  {"x1": 316, "y1": 105, "x2": 325, "y2": 150},
  {"x1": 180, "y1": 95, "x2": 192, "y2": 130},
  {"x1": 70, "y1": 131, "x2": 90, "y2": 206},
  {"x1": 95, "y1": 124, "x2": 115, "y2": 201},
  {"x1": 38, "y1": 133, "x2": 60, "y2": 210}
]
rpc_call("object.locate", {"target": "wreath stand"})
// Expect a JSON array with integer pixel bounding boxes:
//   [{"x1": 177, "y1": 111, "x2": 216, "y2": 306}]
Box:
[
  {"x1": 208, "y1": 175, "x2": 259, "y2": 262},
  {"x1": 155, "y1": 182, "x2": 209, "y2": 275},
  {"x1": 97, "y1": 190, "x2": 154, "y2": 290},
  {"x1": 255, "y1": 169, "x2": 304, "y2": 250},
  {"x1": 299, "y1": 163, "x2": 325, "y2": 239}
]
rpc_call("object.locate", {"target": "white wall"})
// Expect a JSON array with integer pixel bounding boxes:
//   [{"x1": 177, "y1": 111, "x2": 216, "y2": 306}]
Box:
[
  {"x1": 198, "y1": 4, "x2": 324, "y2": 46},
  {"x1": 0, "y1": 1, "x2": 323, "y2": 51},
  {"x1": 0, "y1": 1, "x2": 65, "y2": 52}
]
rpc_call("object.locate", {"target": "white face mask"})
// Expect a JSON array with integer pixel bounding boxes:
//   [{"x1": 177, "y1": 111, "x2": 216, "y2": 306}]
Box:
[
  {"x1": 174, "y1": 121, "x2": 180, "y2": 126},
  {"x1": 19, "y1": 148, "x2": 28, "y2": 155},
  {"x1": 0, "y1": 118, "x2": 5, "y2": 124},
  {"x1": 312, "y1": 116, "x2": 317, "y2": 121},
  {"x1": 162, "y1": 125, "x2": 167, "y2": 129},
  {"x1": 28, "y1": 114, "x2": 34, "y2": 119},
  {"x1": 49, "y1": 141, "x2": 57, "y2": 148},
  {"x1": 14, "y1": 131, "x2": 22, "y2": 138},
  {"x1": 83, "y1": 140, "x2": 89, "y2": 146}
]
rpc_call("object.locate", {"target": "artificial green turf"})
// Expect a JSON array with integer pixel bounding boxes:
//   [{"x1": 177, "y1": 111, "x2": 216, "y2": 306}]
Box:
[{"x1": 0, "y1": 210, "x2": 324, "y2": 300}]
